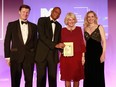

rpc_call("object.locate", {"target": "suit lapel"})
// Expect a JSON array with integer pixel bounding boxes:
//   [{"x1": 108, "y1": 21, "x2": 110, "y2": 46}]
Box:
[
  {"x1": 26, "y1": 22, "x2": 32, "y2": 44},
  {"x1": 53, "y1": 22, "x2": 59, "y2": 41},
  {"x1": 17, "y1": 20, "x2": 24, "y2": 45},
  {"x1": 54, "y1": 23, "x2": 58, "y2": 35},
  {"x1": 47, "y1": 17, "x2": 53, "y2": 40}
]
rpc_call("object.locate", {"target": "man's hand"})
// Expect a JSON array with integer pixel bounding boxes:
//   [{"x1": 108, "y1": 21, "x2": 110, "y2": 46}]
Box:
[
  {"x1": 55, "y1": 43, "x2": 65, "y2": 49},
  {"x1": 5, "y1": 58, "x2": 10, "y2": 66}
]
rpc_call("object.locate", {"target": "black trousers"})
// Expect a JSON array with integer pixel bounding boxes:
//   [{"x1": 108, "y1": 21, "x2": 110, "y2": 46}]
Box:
[
  {"x1": 36, "y1": 51, "x2": 57, "y2": 87},
  {"x1": 10, "y1": 58, "x2": 34, "y2": 87}
]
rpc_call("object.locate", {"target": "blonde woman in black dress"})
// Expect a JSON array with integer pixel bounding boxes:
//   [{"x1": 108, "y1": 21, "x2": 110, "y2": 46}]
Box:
[{"x1": 83, "y1": 11, "x2": 106, "y2": 87}]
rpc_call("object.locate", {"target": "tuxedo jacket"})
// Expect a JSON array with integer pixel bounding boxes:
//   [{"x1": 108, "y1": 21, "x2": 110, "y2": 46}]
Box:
[
  {"x1": 4, "y1": 20, "x2": 37, "y2": 63},
  {"x1": 35, "y1": 17, "x2": 62, "y2": 64}
]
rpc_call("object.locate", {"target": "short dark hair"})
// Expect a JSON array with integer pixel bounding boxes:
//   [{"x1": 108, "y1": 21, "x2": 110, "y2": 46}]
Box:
[
  {"x1": 19, "y1": 4, "x2": 31, "y2": 11},
  {"x1": 53, "y1": 7, "x2": 61, "y2": 12}
]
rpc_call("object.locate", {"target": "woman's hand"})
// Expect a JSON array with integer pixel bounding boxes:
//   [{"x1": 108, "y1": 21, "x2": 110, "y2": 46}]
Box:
[
  {"x1": 82, "y1": 57, "x2": 85, "y2": 65},
  {"x1": 100, "y1": 53, "x2": 105, "y2": 63}
]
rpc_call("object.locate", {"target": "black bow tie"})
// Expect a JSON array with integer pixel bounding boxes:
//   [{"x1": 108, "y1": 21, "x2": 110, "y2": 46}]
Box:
[
  {"x1": 21, "y1": 21, "x2": 28, "y2": 24},
  {"x1": 51, "y1": 20, "x2": 56, "y2": 24}
]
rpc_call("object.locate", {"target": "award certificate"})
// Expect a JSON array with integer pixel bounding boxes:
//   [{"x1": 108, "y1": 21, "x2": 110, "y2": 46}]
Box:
[{"x1": 63, "y1": 42, "x2": 74, "y2": 57}]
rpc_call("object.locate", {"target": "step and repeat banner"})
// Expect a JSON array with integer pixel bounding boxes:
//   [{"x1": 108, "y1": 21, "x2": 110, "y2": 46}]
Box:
[{"x1": 24, "y1": 0, "x2": 108, "y2": 38}]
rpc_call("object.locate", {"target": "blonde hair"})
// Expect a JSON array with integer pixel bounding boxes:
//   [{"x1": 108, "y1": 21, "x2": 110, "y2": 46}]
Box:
[
  {"x1": 84, "y1": 11, "x2": 98, "y2": 28},
  {"x1": 64, "y1": 12, "x2": 77, "y2": 25}
]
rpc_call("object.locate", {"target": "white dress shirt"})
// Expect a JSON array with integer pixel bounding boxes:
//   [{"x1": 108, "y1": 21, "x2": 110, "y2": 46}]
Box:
[{"x1": 19, "y1": 19, "x2": 28, "y2": 44}]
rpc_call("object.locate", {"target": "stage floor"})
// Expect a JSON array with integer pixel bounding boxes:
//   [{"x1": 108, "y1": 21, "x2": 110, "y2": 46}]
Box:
[
  {"x1": 0, "y1": 57, "x2": 115, "y2": 87},
  {"x1": 0, "y1": 58, "x2": 83, "y2": 87}
]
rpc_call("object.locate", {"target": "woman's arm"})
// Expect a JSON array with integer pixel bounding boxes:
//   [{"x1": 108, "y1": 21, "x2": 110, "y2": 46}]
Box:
[{"x1": 99, "y1": 25, "x2": 106, "y2": 63}]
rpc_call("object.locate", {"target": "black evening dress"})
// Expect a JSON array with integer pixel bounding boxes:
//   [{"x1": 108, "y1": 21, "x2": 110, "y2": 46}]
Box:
[{"x1": 84, "y1": 25, "x2": 105, "y2": 87}]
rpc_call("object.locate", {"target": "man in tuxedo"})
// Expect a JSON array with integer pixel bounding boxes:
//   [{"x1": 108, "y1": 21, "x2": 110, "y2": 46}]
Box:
[
  {"x1": 4, "y1": 4, "x2": 37, "y2": 87},
  {"x1": 35, "y1": 7, "x2": 64, "y2": 87}
]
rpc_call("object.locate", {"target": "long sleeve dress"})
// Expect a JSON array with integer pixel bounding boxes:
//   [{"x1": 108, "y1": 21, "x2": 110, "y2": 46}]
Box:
[{"x1": 60, "y1": 26, "x2": 85, "y2": 81}]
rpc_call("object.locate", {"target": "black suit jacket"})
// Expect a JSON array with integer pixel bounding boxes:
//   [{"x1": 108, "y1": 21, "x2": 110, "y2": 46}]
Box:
[
  {"x1": 35, "y1": 17, "x2": 62, "y2": 64},
  {"x1": 4, "y1": 20, "x2": 37, "y2": 63}
]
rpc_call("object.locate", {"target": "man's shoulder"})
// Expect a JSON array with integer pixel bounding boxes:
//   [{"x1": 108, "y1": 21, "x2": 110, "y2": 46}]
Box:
[
  {"x1": 7, "y1": 20, "x2": 19, "y2": 27},
  {"x1": 28, "y1": 21, "x2": 36, "y2": 25},
  {"x1": 55, "y1": 21, "x2": 62, "y2": 28},
  {"x1": 37, "y1": 17, "x2": 50, "y2": 24},
  {"x1": 8, "y1": 20, "x2": 19, "y2": 24},
  {"x1": 28, "y1": 22, "x2": 37, "y2": 29},
  {"x1": 39, "y1": 17, "x2": 49, "y2": 19},
  {"x1": 56, "y1": 21, "x2": 61, "y2": 25},
  {"x1": 38, "y1": 17, "x2": 49, "y2": 21}
]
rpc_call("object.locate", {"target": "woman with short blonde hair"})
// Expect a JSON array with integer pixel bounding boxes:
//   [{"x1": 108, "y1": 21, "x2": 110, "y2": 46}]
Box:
[{"x1": 60, "y1": 12, "x2": 85, "y2": 87}]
